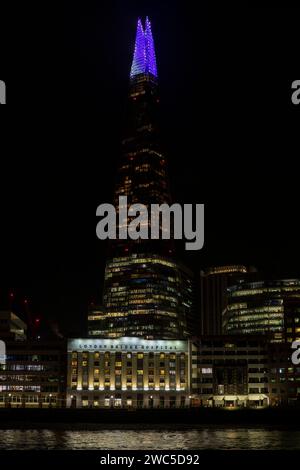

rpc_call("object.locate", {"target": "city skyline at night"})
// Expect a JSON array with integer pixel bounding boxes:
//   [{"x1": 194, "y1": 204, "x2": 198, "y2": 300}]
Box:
[
  {"x1": 1, "y1": 0, "x2": 300, "y2": 460},
  {"x1": 0, "y1": 5, "x2": 299, "y2": 340}
]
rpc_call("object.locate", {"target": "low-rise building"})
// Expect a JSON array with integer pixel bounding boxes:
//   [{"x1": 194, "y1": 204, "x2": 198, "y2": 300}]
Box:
[
  {"x1": 67, "y1": 337, "x2": 190, "y2": 408},
  {"x1": 190, "y1": 336, "x2": 270, "y2": 407},
  {"x1": 0, "y1": 340, "x2": 67, "y2": 408}
]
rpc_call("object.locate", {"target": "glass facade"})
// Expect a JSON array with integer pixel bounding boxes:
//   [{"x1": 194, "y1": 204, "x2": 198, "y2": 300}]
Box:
[
  {"x1": 223, "y1": 279, "x2": 300, "y2": 342},
  {"x1": 88, "y1": 254, "x2": 192, "y2": 339},
  {"x1": 200, "y1": 265, "x2": 250, "y2": 336},
  {"x1": 89, "y1": 18, "x2": 193, "y2": 339}
]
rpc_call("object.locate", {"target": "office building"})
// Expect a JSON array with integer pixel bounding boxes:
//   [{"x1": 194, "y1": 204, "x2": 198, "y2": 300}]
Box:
[
  {"x1": 223, "y1": 279, "x2": 300, "y2": 342},
  {"x1": 200, "y1": 265, "x2": 250, "y2": 335},
  {"x1": 190, "y1": 336, "x2": 270, "y2": 408},
  {"x1": 0, "y1": 340, "x2": 67, "y2": 408}
]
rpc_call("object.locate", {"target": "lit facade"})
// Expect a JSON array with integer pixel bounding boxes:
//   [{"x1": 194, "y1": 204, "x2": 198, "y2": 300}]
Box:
[
  {"x1": 223, "y1": 279, "x2": 300, "y2": 342},
  {"x1": 284, "y1": 296, "x2": 300, "y2": 343},
  {"x1": 67, "y1": 337, "x2": 190, "y2": 408},
  {"x1": 68, "y1": 336, "x2": 300, "y2": 409},
  {"x1": 88, "y1": 255, "x2": 192, "y2": 339},
  {"x1": 0, "y1": 311, "x2": 27, "y2": 341},
  {"x1": 200, "y1": 265, "x2": 250, "y2": 336},
  {"x1": 191, "y1": 337, "x2": 270, "y2": 408},
  {"x1": 89, "y1": 17, "x2": 193, "y2": 339},
  {"x1": 267, "y1": 341, "x2": 300, "y2": 406},
  {"x1": 0, "y1": 341, "x2": 67, "y2": 408}
]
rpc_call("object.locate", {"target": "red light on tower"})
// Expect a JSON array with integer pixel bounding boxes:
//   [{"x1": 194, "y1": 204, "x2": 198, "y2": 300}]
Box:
[{"x1": 35, "y1": 318, "x2": 40, "y2": 324}]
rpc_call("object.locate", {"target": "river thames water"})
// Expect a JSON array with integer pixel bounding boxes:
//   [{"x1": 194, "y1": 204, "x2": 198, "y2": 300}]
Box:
[{"x1": 1, "y1": 427, "x2": 300, "y2": 450}]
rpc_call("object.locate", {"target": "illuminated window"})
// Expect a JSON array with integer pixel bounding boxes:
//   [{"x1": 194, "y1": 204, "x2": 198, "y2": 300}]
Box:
[
  {"x1": 82, "y1": 397, "x2": 89, "y2": 407},
  {"x1": 137, "y1": 353, "x2": 144, "y2": 359}
]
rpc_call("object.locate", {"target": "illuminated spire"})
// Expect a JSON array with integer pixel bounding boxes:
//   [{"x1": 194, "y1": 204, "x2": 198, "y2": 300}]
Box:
[
  {"x1": 144, "y1": 16, "x2": 158, "y2": 77},
  {"x1": 130, "y1": 17, "x2": 158, "y2": 79}
]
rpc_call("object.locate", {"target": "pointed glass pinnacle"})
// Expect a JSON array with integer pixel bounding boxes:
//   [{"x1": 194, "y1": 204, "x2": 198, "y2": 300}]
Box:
[{"x1": 130, "y1": 17, "x2": 158, "y2": 79}]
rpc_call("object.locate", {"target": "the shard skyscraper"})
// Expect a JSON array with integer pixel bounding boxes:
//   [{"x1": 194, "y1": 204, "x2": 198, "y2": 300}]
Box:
[{"x1": 89, "y1": 18, "x2": 193, "y2": 339}]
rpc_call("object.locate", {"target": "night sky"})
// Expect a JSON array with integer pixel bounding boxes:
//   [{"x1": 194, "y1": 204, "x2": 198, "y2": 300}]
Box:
[{"x1": 0, "y1": 2, "x2": 299, "y2": 336}]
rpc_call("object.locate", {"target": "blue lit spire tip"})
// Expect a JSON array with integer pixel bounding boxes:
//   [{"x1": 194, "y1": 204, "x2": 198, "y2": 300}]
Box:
[{"x1": 130, "y1": 17, "x2": 158, "y2": 79}]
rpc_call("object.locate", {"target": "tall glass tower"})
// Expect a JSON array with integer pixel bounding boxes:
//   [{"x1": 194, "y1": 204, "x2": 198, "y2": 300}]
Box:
[{"x1": 89, "y1": 18, "x2": 193, "y2": 339}]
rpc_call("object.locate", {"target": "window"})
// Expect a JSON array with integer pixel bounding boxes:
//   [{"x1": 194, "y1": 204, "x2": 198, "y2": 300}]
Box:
[
  {"x1": 82, "y1": 396, "x2": 89, "y2": 407},
  {"x1": 201, "y1": 368, "x2": 213, "y2": 374}
]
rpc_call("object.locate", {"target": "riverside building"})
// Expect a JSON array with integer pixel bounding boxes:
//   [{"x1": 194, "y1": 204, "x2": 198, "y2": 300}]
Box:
[
  {"x1": 0, "y1": 340, "x2": 67, "y2": 408},
  {"x1": 67, "y1": 337, "x2": 190, "y2": 408}
]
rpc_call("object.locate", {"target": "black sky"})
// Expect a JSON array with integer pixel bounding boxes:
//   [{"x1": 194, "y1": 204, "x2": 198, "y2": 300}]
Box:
[{"x1": 0, "y1": 2, "x2": 299, "y2": 336}]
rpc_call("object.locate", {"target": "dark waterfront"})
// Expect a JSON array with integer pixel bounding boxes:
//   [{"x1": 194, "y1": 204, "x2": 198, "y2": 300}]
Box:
[{"x1": 1, "y1": 426, "x2": 300, "y2": 450}]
